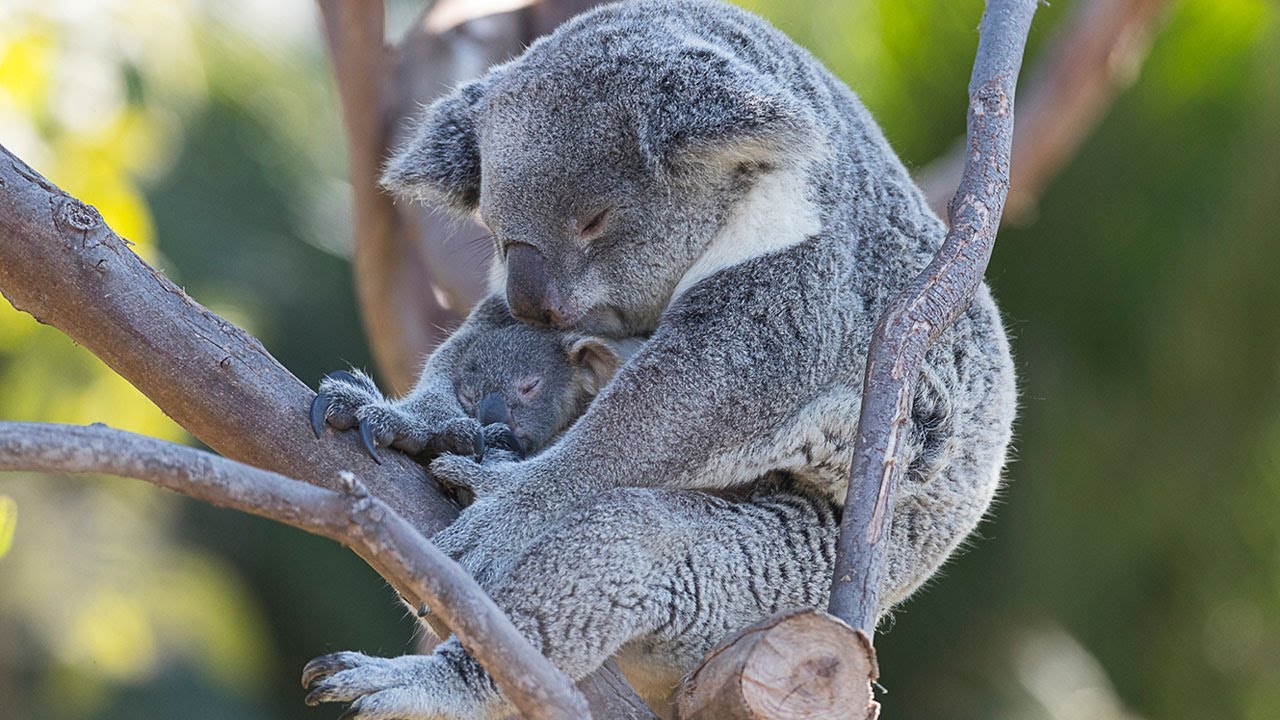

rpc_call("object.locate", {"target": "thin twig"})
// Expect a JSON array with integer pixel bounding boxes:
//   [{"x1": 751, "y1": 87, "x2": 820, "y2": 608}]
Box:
[
  {"x1": 0, "y1": 421, "x2": 588, "y2": 720},
  {"x1": 918, "y1": 0, "x2": 1168, "y2": 224},
  {"x1": 829, "y1": 0, "x2": 1039, "y2": 634}
]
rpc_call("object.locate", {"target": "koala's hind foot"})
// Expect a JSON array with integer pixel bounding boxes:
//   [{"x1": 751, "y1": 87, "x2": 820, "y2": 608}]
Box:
[
  {"x1": 302, "y1": 647, "x2": 501, "y2": 720},
  {"x1": 310, "y1": 369, "x2": 484, "y2": 463}
]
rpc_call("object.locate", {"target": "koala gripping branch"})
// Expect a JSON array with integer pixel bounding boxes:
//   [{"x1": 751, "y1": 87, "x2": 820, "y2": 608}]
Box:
[{"x1": 829, "y1": 0, "x2": 1039, "y2": 634}]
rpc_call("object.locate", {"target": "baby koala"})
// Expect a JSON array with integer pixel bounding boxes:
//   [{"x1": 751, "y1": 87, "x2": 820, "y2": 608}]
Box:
[
  {"x1": 448, "y1": 324, "x2": 642, "y2": 461},
  {"x1": 310, "y1": 321, "x2": 640, "y2": 467}
]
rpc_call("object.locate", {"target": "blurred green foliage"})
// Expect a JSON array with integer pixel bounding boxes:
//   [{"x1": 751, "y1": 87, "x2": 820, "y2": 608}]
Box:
[{"x1": 0, "y1": 0, "x2": 1276, "y2": 718}]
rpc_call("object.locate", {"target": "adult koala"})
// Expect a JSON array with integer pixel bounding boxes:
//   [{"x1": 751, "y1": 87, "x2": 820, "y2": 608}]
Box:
[{"x1": 305, "y1": 0, "x2": 1016, "y2": 717}]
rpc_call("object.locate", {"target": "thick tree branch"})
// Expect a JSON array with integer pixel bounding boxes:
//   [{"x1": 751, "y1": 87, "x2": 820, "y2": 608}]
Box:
[
  {"x1": 0, "y1": 143, "x2": 452, "y2": 533},
  {"x1": 829, "y1": 0, "x2": 1038, "y2": 634},
  {"x1": 918, "y1": 0, "x2": 1168, "y2": 224},
  {"x1": 0, "y1": 421, "x2": 588, "y2": 720},
  {"x1": 676, "y1": 610, "x2": 879, "y2": 720}
]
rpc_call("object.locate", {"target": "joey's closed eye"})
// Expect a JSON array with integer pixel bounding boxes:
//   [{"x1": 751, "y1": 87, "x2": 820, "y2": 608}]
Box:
[
  {"x1": 516, "y1": 377, "x2": 543, "y2": 399},
  {"x1": 577, "y1": 208, "x2": 612, "y2": 241}
]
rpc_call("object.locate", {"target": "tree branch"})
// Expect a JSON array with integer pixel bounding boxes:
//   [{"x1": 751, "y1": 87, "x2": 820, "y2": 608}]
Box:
[
  {"x1": 829, "y1": 0, "x2": 1038, "y2": 634},
  {"x1": 0, "y1": 421, "x2": 587, "y2": 720},
  {"x1": 0, "y1": 143, "x2": 452, "y2": 533},
  {"x1": 917, "y1": 0, "x2": 1168, "y2": 224}
]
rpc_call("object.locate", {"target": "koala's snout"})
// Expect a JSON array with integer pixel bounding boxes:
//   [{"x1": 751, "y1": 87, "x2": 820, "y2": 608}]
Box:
[{"x1": 506, "y1": 244, "x2": 571, "y2": 328}]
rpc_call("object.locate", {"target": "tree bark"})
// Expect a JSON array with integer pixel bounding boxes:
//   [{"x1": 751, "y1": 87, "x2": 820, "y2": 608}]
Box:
[
  {"x1": 829, "y1": 0, "x2": 1039, "y2": 635},
  {"x1": 675, "y1": 610, "x2": 879, "y2": 720}
]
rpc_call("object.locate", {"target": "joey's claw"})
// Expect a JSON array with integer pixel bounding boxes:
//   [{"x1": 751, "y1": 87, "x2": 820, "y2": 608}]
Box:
[
  {"x1": 303, "y1": 687, "x2": 326, "y2": 707},
  {"x1": 472, "y1": 427, "x2": 486, "y2": 462},
  {"x1": 335, "y1": 701, "x2": 362, "y2": 720},
  {"x1": 358, "y1": 419, "x2": 382, "y2": 463},
  {"x1": 491, "y1": 427, "x2": 524, "y2": 458},
  {"x1": 309, "y1": 392, "x2": 328, "y2": 438}
]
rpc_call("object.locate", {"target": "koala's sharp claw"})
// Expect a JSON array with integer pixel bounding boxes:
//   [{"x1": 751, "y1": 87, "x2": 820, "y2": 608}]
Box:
[
  {"x1": 326, "y1": 369, "x2": 362, "y2": 385},
  {"x1": 301, "y1": 655, "x2": 340, "y2": 688},
  {"x1": 309, "y1": 392, "x2": 328, "y2": 438},
  {"x1": 358, "y1": 419, "x2": 382, "y2": 463},
  {"x1": 303, "y1": 687, "x2": 325, "y2": 707}
]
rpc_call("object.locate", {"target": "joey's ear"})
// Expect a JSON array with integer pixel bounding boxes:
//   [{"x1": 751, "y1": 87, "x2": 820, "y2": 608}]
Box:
[
  {"x1": 381, "y1": 78, "x2": 489, "y2": 213},
  {"x1": 638, "y1": 49, "x2": 819, "y2": 173},
  {"x1": 565, "y1": 336, "x2": 625, "y2": 394}
]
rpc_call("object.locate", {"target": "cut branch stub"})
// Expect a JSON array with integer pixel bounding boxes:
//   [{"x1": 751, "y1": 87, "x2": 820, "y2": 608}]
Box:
[{"x1": 676, "y1": 609, "x2": 879, "y2": 720}]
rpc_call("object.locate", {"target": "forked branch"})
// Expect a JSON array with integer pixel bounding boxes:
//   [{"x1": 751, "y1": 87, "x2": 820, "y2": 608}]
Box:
[
  {"x1": 0, "y1": 421, "x2": 588, "y2": 720},
  {"x1": 829, "y1": 0, "x2": 1039, "y2": 633}
]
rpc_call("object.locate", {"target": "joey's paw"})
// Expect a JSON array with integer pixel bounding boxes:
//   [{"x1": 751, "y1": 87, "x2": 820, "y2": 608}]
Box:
[
  {"x1": 310, "y1": 370, "x2": 382, "y2": 436},
  {"x1": 301, "y1": 651, "x2": 486, "y2": 720},
  {"x1": 480, "y1": 423, "x2": 525, "y2": 459},
  {"x1": 310, "y1": 370, "x2": 484, "y2": 464}
]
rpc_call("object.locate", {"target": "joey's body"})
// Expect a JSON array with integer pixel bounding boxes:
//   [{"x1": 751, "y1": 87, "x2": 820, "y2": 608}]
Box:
[{"x1": 306, "y1": 1, "x2": 1016, "y2": 717}]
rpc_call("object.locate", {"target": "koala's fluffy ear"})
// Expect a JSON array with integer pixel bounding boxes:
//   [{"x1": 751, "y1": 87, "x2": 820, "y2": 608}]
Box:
[
  {"x1": 565, "y1": 336, "x2": 627, "y2": 395},
  {"x1": 638, "y1": 49, "x2": 819, "y2": 173},
  {"x1": 381, "y1": 78, "x2": 489, "y2": 213}
]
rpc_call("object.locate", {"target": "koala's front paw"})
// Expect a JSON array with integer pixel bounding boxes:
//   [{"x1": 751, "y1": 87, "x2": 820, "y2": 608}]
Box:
[
  {"x1": 309, "y1": 370, "x2": 484, "y2": 464},
  {"x1": 301, "y1": 651, "x2": 488, "y2": 720}
]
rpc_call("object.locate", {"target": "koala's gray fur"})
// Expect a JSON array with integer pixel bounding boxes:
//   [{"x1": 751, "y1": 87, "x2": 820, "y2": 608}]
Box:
[{"x1": 307, "y1": 1, "x2": 1017, "y2": 717}]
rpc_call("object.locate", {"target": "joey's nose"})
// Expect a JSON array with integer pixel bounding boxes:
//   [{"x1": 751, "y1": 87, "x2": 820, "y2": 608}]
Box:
[
  {"x1": 505, "y1": 243, "x2": 568, "y2": 327},
  {"x1": 476, "y1": 393, "x2": 511, "y2": 427}
]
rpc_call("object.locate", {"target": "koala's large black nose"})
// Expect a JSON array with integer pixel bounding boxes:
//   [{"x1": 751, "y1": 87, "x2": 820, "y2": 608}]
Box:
[{"x1": 505, "y1": 243, "x2": 569, "y2": 327}]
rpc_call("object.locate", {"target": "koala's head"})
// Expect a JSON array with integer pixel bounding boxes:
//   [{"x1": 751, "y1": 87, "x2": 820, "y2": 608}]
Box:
[
  {"x1": 452, "y1": 324, "x2": 637, "y2": 456},
  {"x1": 382, "y1": 2, "x2": 820, "y2": 336}
]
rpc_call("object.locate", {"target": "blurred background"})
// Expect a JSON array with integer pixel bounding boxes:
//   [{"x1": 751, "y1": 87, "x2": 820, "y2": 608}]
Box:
[{"x1": 0, "y1": 0, "x2": 1276, "y2": 718}]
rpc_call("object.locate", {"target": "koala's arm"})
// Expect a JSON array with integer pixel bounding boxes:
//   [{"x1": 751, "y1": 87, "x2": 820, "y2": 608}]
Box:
[
  {"x1": 398, "y1": 295, "x2": 519, "y2": 411},
  {"x1": 314, "y1": 294, "x2": 521, "y2": 456},
  {"x1": 448, "y1": 275, "x2": 839, "y2": 496}
]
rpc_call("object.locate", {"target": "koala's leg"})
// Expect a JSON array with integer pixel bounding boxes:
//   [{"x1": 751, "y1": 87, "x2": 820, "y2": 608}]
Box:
[
  {"x1": 311, "y1": 294, "x2": 518, "y2": 460},
  {"x1": 303, "y1": 479, "x2": 839, "y2": 719}
]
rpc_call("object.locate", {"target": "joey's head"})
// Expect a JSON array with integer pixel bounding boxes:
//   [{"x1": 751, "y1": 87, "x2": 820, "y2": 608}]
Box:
[
  {"x1": 382, "y1": 1, "x2": 822, "y2": 336},
  {"x1": 452, "y1": 324, "x2": 637, "y2": 456}
]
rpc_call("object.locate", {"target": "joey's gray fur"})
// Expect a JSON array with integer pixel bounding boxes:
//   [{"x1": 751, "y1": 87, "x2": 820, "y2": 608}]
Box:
[{"x1": 307, "y1": 1, "x2": 1017, "y2": 717}]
